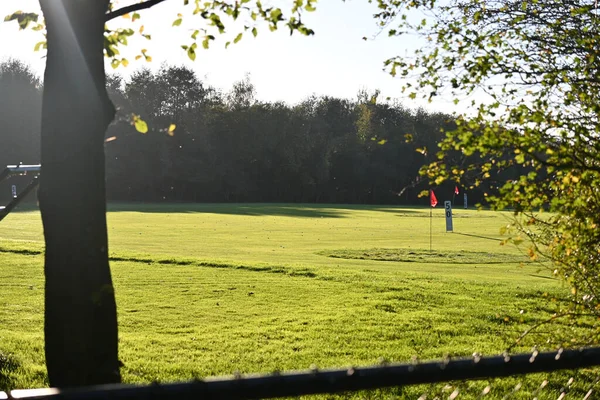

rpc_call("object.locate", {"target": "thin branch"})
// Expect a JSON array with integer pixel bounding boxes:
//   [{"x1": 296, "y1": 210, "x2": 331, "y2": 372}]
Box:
[
  {"x1": 506, "y1": 312, "x2": 595, "y2": 352},
  {"x1": 105, "y1": 0, "x2": 169, "y2": 22}
]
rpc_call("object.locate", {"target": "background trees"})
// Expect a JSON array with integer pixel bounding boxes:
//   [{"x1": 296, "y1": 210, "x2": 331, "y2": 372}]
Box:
[
  {"x1": 1, "y1": 61, "x2": 466, "y2": 206},
  {"x1": 0, "y1": 59, "x2": 42, "y2": 204},
  {"x1": 0, "y1": 59, "x2": 41, "y2": 168}
]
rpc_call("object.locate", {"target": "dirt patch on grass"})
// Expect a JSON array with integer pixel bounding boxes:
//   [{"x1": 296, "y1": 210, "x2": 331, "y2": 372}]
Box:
[{"x1": 318, "y1": 248, "x2": 529, "y2": 264}]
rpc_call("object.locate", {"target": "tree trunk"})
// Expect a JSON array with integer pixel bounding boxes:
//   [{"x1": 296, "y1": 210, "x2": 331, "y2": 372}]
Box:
[{"x1": 38, "y1": 0, "x2": 120, "y2": 387}]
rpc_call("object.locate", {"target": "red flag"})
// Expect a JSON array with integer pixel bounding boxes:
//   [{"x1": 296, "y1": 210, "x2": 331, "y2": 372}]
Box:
[
  {"x1": 455, "y1": 186, "x2": 459, "y2": 195},
  {"x1": 430, "y1": 190, "x2": 438, "y2": 208}
]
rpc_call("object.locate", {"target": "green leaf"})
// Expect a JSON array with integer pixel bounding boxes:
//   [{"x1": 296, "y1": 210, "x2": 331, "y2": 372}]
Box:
[
  {"x1": 234, "y1": 33, "x2": 243, "y2": 44},
  {"x1": 188, "y1": 46, "x2": 197, "y2": 60},
  {"x1": 172, "y1": 18, "x2": 182, "y2": 27},
  {"x1": 270, "y1": 9, "x2": 283, "y2": 21}
]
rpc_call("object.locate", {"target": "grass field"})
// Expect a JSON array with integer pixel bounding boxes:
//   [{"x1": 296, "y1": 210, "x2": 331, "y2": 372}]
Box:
[{"x1": 0, "y1": 203, "x2": 596, "y2": 398}]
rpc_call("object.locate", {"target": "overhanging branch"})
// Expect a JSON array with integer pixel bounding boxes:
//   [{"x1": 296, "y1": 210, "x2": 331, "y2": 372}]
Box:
[{"x1": 105, "y1": 0, "x2": 169, "y2": 22}]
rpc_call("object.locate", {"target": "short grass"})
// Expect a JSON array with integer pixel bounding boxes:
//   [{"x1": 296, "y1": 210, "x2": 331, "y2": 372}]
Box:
[
  {"x1": 318, "y1": 248, "x2": 529, "y2": 264},
  {"x1": 0, "y1": 204, "x2": 596, "y2": 398}
]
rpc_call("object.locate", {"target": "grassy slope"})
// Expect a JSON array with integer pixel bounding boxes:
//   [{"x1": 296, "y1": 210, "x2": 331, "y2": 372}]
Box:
[{"x1": 0, "y1": 204, "x2": 590, "y2": 397}]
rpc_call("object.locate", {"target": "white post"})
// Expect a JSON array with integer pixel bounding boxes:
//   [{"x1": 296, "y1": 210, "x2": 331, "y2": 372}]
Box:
[
  {"x1": 444, "y1": 201, "x2": 453, "y2": 232},
  {"x1": 11, "y1": 185, "x2": 17, "y2": 199}
]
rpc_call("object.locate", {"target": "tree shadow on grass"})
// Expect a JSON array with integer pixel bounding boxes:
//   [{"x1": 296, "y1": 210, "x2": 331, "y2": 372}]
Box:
[
  {"x1": 453, "y1": 232, "x2": 504, "y2": 242},
  {"x1": 0, "y1": 352, "x2": 20, "y2": 392},
  {"x1": 106, "y1": 203, "x2": 423, "y2": 218}
]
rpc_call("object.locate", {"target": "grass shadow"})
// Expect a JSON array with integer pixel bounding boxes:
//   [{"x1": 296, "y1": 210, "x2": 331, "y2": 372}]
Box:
[
  {"x1": 0, "y1": 352, "x2": 20, "y2": 392},
  {"x1": 1, "y1": 202, "x2": 426, "y2": 218},
  {"x1": 453, "y1": 232, "x2": 504, "y2": 242},
  {"x1": 319, "y1": 248, "x2": 529, "y2": 264},
  {"x1": 106, "y1": 203, "x2": 424, "y2": 218}
]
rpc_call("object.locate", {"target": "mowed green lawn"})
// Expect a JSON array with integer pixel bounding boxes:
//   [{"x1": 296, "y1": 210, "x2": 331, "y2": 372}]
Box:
[{"x1": 0, "y1": 204, "x2": 593, "y2": 398}]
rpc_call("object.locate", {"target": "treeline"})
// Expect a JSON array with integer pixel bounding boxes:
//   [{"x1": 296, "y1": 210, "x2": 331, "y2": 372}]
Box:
[{"x1": 1, "y1": 59, "x2": 478, "y2": 205}]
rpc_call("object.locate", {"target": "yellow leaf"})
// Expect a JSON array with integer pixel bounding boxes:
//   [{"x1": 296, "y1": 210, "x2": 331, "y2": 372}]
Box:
[
  {"x1": 168, "y1": 124, "x2": 176, "y2": 136},
  {"x1": 133, "y1": 115, "x2": 148, "y2": 134},
  {"x1": 34, "y1": 41, "x2": 46, "y2": 52}
]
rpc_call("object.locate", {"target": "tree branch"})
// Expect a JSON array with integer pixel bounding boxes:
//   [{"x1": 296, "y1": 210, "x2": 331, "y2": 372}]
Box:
[{"x1": 105, "y1": 0, "x2": 169, "y2": 22}]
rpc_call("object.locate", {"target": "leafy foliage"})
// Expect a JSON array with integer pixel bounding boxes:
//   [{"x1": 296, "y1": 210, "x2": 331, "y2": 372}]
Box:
[
  {"x1": 102, "y1": 67, "x2": 454, "y2": 204},
  {"x1": 5, "y1": 0, "x2": 321, "y2": 133},
  {"x1": 373, "y1": 0, "x2": 600, "y2": 345},
  {"x1": 0, "y1": 61, "x2": 462, "y2": 205},
  {"x1": 0, "y1": 60, "x2": 41, "y2": 169},
  {"x1": 6, "y1": 0, "x2": 318, "y2": 67},
  {"x1": 3, "y1": 11, "x2": 40, "y2": 30}
]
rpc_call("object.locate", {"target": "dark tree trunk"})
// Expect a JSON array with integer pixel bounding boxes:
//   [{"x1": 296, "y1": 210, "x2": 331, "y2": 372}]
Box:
[{"x1": 38, "y1": 0, "x2": 120, "y2": 387}]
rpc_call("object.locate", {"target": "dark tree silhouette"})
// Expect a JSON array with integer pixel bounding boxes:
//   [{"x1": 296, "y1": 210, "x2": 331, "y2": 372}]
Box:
[{"x1": 38, "y1": 0, "x2": 119, "y2": 386}]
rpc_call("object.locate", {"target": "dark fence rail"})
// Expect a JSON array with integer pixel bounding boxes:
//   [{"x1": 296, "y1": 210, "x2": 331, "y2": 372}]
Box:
[{"x1": 3, "y1": 347, "x2": 600, "y2": 400}]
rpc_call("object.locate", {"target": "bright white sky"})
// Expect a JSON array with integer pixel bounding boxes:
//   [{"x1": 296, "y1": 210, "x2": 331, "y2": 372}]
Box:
[{"x1": 0, "y1": 0, "x2": 464, "y2": 113}]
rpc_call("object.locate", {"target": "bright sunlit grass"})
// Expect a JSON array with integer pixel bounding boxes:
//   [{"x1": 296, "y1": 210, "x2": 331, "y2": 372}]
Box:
[{"x1": 0, "y1": 203, "x2": 594, "y2": 397}]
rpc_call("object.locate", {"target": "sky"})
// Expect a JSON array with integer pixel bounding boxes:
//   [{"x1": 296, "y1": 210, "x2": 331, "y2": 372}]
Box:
[{"x1": 0, "y1": 0, "x2": 464, "y2": 113}]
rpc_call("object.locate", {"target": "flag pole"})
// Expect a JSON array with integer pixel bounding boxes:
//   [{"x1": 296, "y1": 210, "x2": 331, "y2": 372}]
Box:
[
  {"x1": 429, "y1": 189, "x2": 437, "y2": 252},
  {"x1": 429, "y1": 205, "x2": 432, "y2": 252},
  {"x1": 453, "y1": 186, "x2": 459, "y2": 207}
]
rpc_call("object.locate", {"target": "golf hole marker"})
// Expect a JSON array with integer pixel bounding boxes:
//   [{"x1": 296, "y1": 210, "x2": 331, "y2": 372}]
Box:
[{"x1": 445, "y1": 200, "x2": 453, "y2": 232}]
